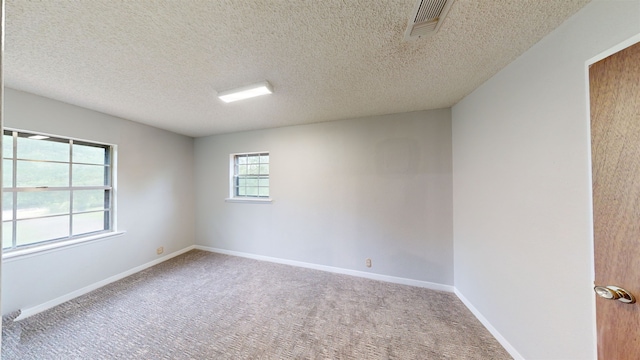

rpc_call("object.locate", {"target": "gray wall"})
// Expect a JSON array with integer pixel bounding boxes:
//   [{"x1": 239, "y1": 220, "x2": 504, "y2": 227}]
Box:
[
  {"x1": 195, "y1": 110, "x2": 453, "y2": 285},
  {"x1": 452, "y1": 1, "x2": 640, "y2": 358},
  {"x1": 2, "y1": 88, "x2": 195, "y2": 314}
]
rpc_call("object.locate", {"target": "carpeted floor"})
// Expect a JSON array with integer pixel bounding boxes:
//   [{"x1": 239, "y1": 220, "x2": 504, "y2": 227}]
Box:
[{"x1": 2, "y1": 250, "x2": 511, "y2": 359}]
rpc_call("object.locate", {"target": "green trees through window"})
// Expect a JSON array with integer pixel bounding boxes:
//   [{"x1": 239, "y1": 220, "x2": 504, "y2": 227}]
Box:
[
  {"x1": 2, "y1": 130, "x2": 114, "y2": 251},
  {"x1": 233, "y1": 153, "x2": 269, "y2": 198}
]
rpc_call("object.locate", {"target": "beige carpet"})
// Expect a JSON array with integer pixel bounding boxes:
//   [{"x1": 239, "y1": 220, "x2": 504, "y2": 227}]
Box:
[{"x1": 2, "y1": 250, "x2": 511, "y2": 359}]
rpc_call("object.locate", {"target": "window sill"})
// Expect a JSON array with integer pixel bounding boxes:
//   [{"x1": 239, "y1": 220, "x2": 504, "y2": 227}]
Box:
[
  {"x1": 225, "y1": 198, "x2": 273, "y2": 204},
  {"x1": 2, "y1": 231, "x2": 126, "y2": 262}
]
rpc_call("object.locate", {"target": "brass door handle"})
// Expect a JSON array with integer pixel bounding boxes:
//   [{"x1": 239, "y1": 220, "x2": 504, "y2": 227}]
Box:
[{"x1": 594, "y1": 285, "x2": 636, "y2": 304}]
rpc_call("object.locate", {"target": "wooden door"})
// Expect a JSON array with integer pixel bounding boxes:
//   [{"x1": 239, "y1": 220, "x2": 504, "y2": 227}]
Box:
[{"x1": 591, "y1": 41, "x2": 640, "y2": 359}]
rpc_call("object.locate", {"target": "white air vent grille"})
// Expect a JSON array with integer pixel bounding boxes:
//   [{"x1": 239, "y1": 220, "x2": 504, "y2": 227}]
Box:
[
  {"x1": 404, "y1": 0, "x2": 454, "y2": 40},
  {"x1": 414, "y1": 0, "x2": 447, "y2": 23}
]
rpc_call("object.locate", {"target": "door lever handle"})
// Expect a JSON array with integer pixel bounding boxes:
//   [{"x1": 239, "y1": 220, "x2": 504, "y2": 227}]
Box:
[{"x1": 594, "y1": 285, "x2": 636, "y2": 304}]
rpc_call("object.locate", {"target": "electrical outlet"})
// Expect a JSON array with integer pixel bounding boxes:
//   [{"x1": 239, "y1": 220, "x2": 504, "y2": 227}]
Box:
[
  {"x1": 366, "y1": 258, "x2": 372, "y2": 268},
  {"x1": 156, "y1": 247, "x2": 164, "y2": 255}
]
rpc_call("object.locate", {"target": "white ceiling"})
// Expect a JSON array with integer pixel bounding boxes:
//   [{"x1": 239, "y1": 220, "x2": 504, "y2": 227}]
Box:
[{"x1": 5, "y1": 0, "x2": 590, "y2": 138}]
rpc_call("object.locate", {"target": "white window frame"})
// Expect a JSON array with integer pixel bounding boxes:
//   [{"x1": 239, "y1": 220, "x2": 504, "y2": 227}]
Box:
[
  {"x1": 2, "y1": 128, "x2": 121, "y2": 257},
  {"x1": 225, "y1": 151, "x2": 272, "y2": 204}
]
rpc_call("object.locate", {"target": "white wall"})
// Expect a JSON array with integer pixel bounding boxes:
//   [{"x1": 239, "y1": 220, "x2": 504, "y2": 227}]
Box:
[
  {"x1": 195, "y1": 110, "x2": 453, "y2": 285},
  {"x1": 452, "y1": 1, "x2": 640, "y2": 359},
  {"x1": 1, "y1": 88, "x2": 195, "y2": 314}
]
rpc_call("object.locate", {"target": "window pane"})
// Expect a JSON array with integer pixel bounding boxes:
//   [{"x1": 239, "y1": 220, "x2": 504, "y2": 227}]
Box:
[
  {"x1": 3, "y1": 221, "x2": 12, "y2": 249},
  {"x1": 232, "y1": 152, "x2": 269, "y2": 199},
  {"x1": 4, "y1": 131, "x2": 114, "y2": 249},
  {"x1": 73, "y1": 143, "x2": 107, "y2": 164},
  {"x1": 73, "y1": 164, "x2": 108, "y2": 186},
  {"x1": 73, "y1": 211, "x2": 107, "y2": 235},
  {"x1": 17, "y1": 191, "x2": 70, "y2": 219},
  {"x1": 4, "y1": 159, "x2": 13, "y2": 188},
  {"x1": 73, "y1": 190, "x2": 109, "y2": 212},
  {"x1": 17, "y1": 161, "x2": 69, "y2": 187},
  {"x1": 16, "y1": 215, "x2": 70, "y2": 246},
  {"x1": 244, "y1": 177, "x2": 258, "y2": 186},
  {"x1": 17, "y1": 136, "x2": 69, "y2": 162},
  {"x1": 3, "y1": 134, "x2": 13, "y2": 159},
  {"x1": 3, "y1": 192, "x2": 13, "y2": 221}
]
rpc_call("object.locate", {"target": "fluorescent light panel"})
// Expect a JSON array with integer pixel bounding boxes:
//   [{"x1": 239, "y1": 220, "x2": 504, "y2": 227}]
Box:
[
  {"x1": 28, "y1": 135, "x2": 49, "y2": 140},
  {"x1": 218, "y1": 81, "x2": 273, "y2": 103}
]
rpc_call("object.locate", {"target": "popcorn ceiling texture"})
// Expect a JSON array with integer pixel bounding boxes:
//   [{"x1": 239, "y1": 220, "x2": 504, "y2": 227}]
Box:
[{"x1": 5, "y1": 0, "x2": 590, "y2": 137}]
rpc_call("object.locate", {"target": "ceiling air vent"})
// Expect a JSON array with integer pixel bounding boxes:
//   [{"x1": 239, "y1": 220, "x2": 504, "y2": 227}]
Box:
[{"x1": 404, "y1": 0, "x2": 454, "y2": 40}]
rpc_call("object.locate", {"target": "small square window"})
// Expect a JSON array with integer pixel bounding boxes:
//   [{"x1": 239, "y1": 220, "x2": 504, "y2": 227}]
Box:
[{"x1": 230, "y1": 152, "x2": 269, "y2": 200}]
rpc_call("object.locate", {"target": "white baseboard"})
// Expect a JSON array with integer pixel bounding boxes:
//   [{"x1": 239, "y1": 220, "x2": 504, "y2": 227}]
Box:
[
  {"x1": 15, "y1": 245, "x2": 196, "y2": 321},
  {"x1": 454, "y1": 289, "x2": 524, "y2": 360},
  {"x1": 194, "y1": 245, "x2": 455, "y2": 293}
]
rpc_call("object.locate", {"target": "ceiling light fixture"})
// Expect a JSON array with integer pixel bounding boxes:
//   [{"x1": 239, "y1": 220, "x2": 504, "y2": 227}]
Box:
[
  {"x1": 28, "y1": 135, "x2": 50, "y2": 140},
  {"x1": 217, "y1": 81, "x2": 274, "y2": 103}
]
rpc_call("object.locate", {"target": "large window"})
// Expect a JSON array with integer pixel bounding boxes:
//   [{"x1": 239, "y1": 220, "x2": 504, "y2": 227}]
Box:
[
  {"x1": 231, "y1": 152, "x2": 269, "y2": 199},
  {"x1": 2, "y1": 129, "x2": 115, "y2": 251}
]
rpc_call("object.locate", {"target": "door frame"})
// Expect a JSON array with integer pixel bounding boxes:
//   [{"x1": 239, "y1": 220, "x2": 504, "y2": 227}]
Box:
[{"x1": 586, "y1": 32, "x2": 640, "y2": 358}]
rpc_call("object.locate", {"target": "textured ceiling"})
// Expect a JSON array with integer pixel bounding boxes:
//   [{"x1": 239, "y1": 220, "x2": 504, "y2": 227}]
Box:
[{"x1": 5, "y1": 0, "x2": 590, "y2": 137}]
